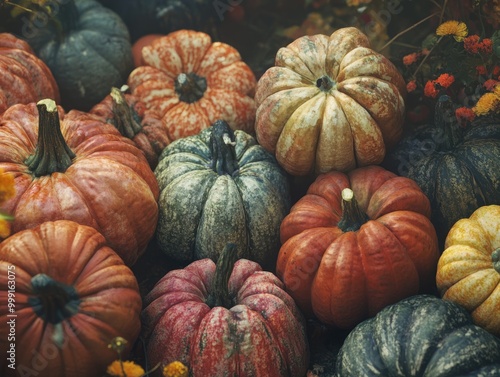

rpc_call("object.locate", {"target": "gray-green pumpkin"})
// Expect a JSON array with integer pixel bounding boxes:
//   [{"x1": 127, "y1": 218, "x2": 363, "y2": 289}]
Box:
[
  {"x1": 336, "y1": 294, "x2": 500, "y2": 377},
  {"x1": 154, "y1": 120, "x2": 291, "y2": 271}
]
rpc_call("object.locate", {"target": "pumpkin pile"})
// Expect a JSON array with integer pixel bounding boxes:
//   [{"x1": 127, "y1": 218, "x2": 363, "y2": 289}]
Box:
[{"x1": 0, "y1": 1, "x2": 499, "y2": 376}]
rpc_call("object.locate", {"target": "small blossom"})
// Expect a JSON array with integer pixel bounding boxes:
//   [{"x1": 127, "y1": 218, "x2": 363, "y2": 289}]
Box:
[
  {"x1": 436, "y1": 20, "x2": 468, "y2": 42},
  {"x1": 406, "y1": 80, "x2": 417, "y2": 92},
  {"x1": 493, "y1": 65, "x2": 500, "y2": 77},
  {"x1": 163, "y1": 361, "x2": 188, "y2": 377},
  {"x1": 480, "y1": 38, "x2": 493, "y2": 54},
  {"x1": 464, "y1": 35, "x2": 481, "y2": 53},
  {"x1": 473, "y1": 92, "x2": 500, "y2": 116},
  {"x1": 424, "y1": 80, "x2": 439, "y2": 98},
  {"x1": 435, "y1": 73, "x2": 455, "y2": 88},
  {"x1": 476, "y1": 65, "x2": 488, "y2": 75},
  {"x1": 455, "y1": 106, "x2": 475, "y2": 127},
  {"x1": 484, "y1": 79, "x2": 499, "y2": 91},
  {"x1": 403, "y1": 52, "x2": 419, "y2": 66},
  {"x1": 106, "y1": 360, "x2": 145, "y2": 377}
]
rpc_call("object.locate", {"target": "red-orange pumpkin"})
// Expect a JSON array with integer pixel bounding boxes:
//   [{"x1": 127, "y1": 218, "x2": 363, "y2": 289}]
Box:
[
  {"x1": 0, "y1": 33, "x2": 60, "y2": 114},
  {"x1": 142, "y1": 244, "x2": 309, "y2": 376},
  {"x1": 90, "y1": 86, "x2": 171, "y2": 168},
  {"x1": 127, "y1": 29, "x2": 257, "y2": 140},
  {"x1": 0, "y1": 220, "x2": 142, "y2": 377},
  {"x1": 0, "y1": 99, "x2": 159, "y2": 266},
  {"x1": 277, "y1": 165, "x2": 439, "y2": 329}
]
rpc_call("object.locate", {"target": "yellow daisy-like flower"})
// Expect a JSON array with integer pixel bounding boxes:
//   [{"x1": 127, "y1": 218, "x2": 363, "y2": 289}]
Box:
[
  {"x1": 163, "y1": 361, "x2": 188, "y2": 377},
  {"x1": 106, "y1": 360, "x2": 145, "y2": 377},
  {"x1": 436, "y1": 20, "x2": 468, "y2": 42},
  {"x1": 473, "y1": 92, "x2": 500, "y2": 116}
]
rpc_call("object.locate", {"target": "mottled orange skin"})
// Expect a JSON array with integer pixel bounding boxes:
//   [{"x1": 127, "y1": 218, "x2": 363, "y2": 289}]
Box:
[
  {"x1": 436, "y1": 205, "x2": 500, "y2": 337},
  {"x1": 0, "y1": 33, "x2": 60, "y2": 114},
  {"x1": 127, "y1": 30, "x2": 257, "y2": 141},
  {"x1": 277, "y1": 165, "x2": 439, "y2": 329},
  {"x1": 142, "y1": 258, "x2": 309, "y2": 377},
  {"x1": 0, "y1": 220, "x2": 142, "y2": 377},
  {"x1": 255, "y1": 27, "x2": 407, "y2": 176},
  {"x1": 0, "y1": 102, "x2": 159, "y2": 266}
]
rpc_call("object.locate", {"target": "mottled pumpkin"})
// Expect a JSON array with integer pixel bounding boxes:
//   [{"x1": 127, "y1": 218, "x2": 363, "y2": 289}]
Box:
[
  {"x1": 335, "y1": 295, "x2": 500, "y2": 376},
  {"x1": 142, "y1": 244, "x2": 309, "y2": 377},
  {"x1": 127, "y1": 29, "x2": 257, "y2": 141},
  {"x1": 0, "y1": 220, "x2": 142, "y2": 377},
  {"x1": 277, "y1": 165, "x2": 439, "y2": 329},
  {"x1": 0, "y1": 33, "x2": 59, "y2": 114},
  {"x1": 436, "y1": 204, "x2": 500, "y2": 337},
  {"x1": 154, "y1": 120, "x2": 290, "y2": 271},
  {"x1": 254, "y1": 26, "x2": 407, "y2": 176},
  {"x1": 0, "y1": 99, "x2": 159, "y2": 266}
]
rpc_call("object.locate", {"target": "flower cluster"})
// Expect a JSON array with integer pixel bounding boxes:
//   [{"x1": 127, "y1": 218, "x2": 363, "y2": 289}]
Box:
[{"x1": 399, "y1": 15, "x2": 500, "y2": 126}]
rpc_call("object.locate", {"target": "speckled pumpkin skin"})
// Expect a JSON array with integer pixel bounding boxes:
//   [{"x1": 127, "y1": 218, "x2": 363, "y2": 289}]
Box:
[
  {"x1": 437, "y1": 205, "x2": 500, "y2": 337},
  {"x1": 254, "y1": 27, "x2": 406, "y2": 176},
  {"x1": 154, "y1": 124, "x2": 290, "y2": 271},
  {"x1": 335, "y1": 295, "x2": 500, "y2": 376},
  {"x1": 142, "y1": 258, "x2": 309, "y2": 377}
]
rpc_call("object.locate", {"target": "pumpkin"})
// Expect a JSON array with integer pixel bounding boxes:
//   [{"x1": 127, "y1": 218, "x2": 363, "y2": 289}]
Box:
[
  {"x1": 436, "y1": 204, "x2": 500, "y2": 337},
  {"x1": 0, "y1": 32, "x2": 60, "y2": 114},
  {"x1": 335, "y1": 294, "x2": 500, "y2": 376},
  {"x1": 131, "y1": 34, "x2": 164, "y2": 67},
  {"x1": 0, "y1": 220, "x2": 142, "y2": 377},
  {"x1": 277, "y1": 165, "x2": 439, "y2": 329},
  {"x1": 97, "y1": 0, "x2": 216, "y2": 42},
  {"x1": 90, "y1": 86, "x2": 171, "y2": 168},
  {"x1": 384, "y1": 96, "x2": 500, "y2": 247},
  {"x1": 142, "y1": 243, "x2": 309, "y2": 376},
  {"x1": 0, "y1": 99, "x2": 159, "y2": 266},
  {"x1": 154, "y1": 120, "x2": 290, "y2": 271},
  {"x1": 254, "y1": 26, "x2": 407, "y2": 176},
  {"x1": 127, "y1": 29, "x2": 257, "y2": 141},
  {"x1": 22, "y1": 0, "x2": 134, "y2": 111}
]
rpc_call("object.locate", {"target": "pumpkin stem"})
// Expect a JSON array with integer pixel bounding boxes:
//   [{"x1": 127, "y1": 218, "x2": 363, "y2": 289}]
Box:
[
  {"x1": 337, "y1": 188, "x2": 369, "y2": 232},
  {"x1": 210, "y1": 120, "x2": 239, "y2": 176},
  {"x1": 435, "y1": 95, "x2": 463, "y2": 150},
  {"x1": 109, "y1": 86, "x2": 143, "y2": 139},
  {"x1": 28, "y1": 273, "x2": 81, "y2": 324},
  {"x1": 492, "y1": 248, "x2": 500, "y2": 273},
  {"x1": 26, "y1": 99, "x2": 75, "y2": 177},
  {"x1": 206, "y1": 243, "x2": 238, "y2": 309},
  {"x1": 316, "y1": 75, "x2": 335, "y2": 92},
  {"x1": 175, "y1": 72, "x2": 207, "y2": 103}
]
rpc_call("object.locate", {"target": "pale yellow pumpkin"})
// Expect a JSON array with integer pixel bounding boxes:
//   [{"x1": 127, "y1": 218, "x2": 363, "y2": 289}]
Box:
[
  {"x1": 254, "y1": 27, "x2": 407, "y2": 176},
  {"x1": 436, "y1": 204, "x2": 500, "y2": 337}
]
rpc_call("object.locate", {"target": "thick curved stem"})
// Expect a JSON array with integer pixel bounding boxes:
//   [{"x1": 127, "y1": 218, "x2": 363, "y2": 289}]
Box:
[
  {"x1": 26, "y1": 99, "x2": 75, "y2": 177},
  {"x1": 110, "y1": 87, "x2": 142, "y2": 139},
  {"x1": 210, "y1": 120, "x2": 239, "y2": 176},
  {"x1": 175, "y1": 72, "x2": 207, "y2": 103},
  {"x1": 206, "y1": 243, "x2": 238, "y2": 309},
  {"x1": 337, "y1": 188, "x2": 370, "y2": 232}
]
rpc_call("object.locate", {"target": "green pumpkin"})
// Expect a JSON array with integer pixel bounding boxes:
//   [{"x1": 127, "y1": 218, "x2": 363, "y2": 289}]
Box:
[
  {"x1": 154, "y1": 120, "x2": 291, "y2": 271},
  {"x1": 336, "y1": 294, "x2": 500, "y2": 376},
  {"x1": 384, "y1": 96, "x2": 500, "y2": 247},
  {"x1": 23, "y1": 0, "x2": 134, "y2": 111}
]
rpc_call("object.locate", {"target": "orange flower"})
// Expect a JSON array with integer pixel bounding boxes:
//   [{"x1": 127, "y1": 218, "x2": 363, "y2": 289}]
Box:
[
  {"x1": 434, "y1": 73, "x2": 455, "y2": 88},
  {"x1": 424, "y1": 80, "x2": 439, "y2": 98},
  {"x1": 493, "y1": 65, "x2": 500, "y2": 77},
  {"x1": 436, "y1": 20, "x2": 468, "y2": 41},
  {"x1": 403, "y1": 52, "x2": 419, "y2": 66},
  {"x1": 480, "y1": 38, "x2": 493, "y2": 54},
  {"x1": 163, "y1": 361, "x2": 188, "y2": 377},
  {"x1": 406, "y1": 80, "x2": 417, "y2": 92},
  {"x1": 106, "y1": 360, "x2": 145, "y2": 377},
  {"x1": 464, "y1": 35, "x2": 481, "y2": 53},
  {"x1": 455, "y1": 106, "x2": 475, "y2": 127},
  {"x1": 476, "y1": 65, "x2": 488, "y2": 75},
  {"x1": 484, "y1": 79, "x2": 499, "y2": 91}
]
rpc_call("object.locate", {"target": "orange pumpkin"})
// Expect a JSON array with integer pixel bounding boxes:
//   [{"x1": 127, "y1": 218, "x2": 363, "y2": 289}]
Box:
[
  {"x1": 254, "y1": 27, "x2": 407, "y2": 176},
  {"x1": 436, "y1": 204, "x2": 500, "y2": 337},
  {"x1": 0, "y1": 33, "x2": 60, "y2": 114},
  {"x1": 127, "y1": 29, "x2": 257, "y2": 140},
  {"x1": 277, "y1": 165, "x2": 439, "y2": 329}
]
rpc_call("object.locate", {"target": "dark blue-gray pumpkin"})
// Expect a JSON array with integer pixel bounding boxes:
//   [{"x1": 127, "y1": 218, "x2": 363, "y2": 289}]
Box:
[
  {"x1": 335, "y1": 294, "x2": 500, "y2": 376},
  {"x1": 23, "y1": 0, "x2": 134, "y2": 111},
  {"x1": 154, "y1": 120, "x2": 291, "y2": 271}
]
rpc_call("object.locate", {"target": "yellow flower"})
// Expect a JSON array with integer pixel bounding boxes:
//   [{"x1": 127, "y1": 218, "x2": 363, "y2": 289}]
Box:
[
  {"x1": 0, "y1": 170, "x2": 15, "y2": 204},
  {"x1": 106, "y1": 360, "x2": 145, "y2": 377},
  {"x1": 163, "y1": 361, "x2": 188, "y2": 377},
  {"x1": 436, "y1": 20, "x2": 468, "y2": 42},
  {"x1": 473, "y1": 92, "x2": 500, "y2": 116}
]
